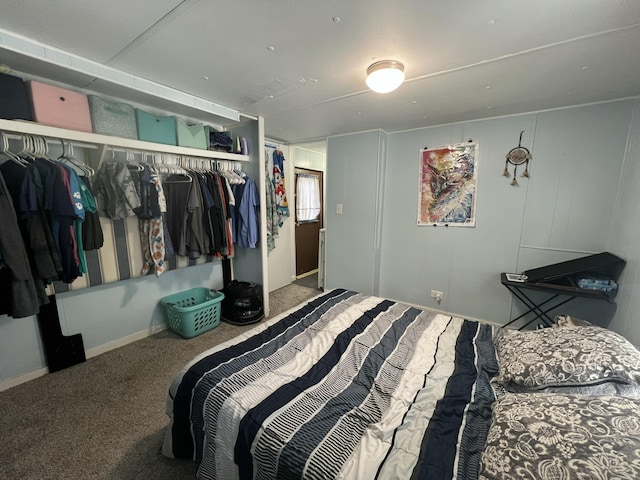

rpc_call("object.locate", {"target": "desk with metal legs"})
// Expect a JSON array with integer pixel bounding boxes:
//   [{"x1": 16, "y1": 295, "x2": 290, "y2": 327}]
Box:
[
  {"x1": 500, "y1": 252, "x2": 625, "y2": 330},
  {"x1": 500, "y1": 273, "x2": 615, "y2": 330}
]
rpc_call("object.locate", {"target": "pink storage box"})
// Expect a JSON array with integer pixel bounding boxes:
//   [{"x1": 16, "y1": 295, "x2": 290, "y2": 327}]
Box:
[{"x1": 28, "y1": 81, "x2": 93, "y2": 132}]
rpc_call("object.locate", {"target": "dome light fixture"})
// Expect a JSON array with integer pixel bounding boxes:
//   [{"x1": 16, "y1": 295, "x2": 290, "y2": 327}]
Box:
[{"x1": 366, "y1": 60, "x2": 405, "y2": 93}]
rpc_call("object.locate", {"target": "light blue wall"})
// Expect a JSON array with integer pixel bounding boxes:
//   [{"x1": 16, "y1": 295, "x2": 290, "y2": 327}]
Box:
[
  {"x1": 608, "y1": 100, "x2": 640, "y2": 346},
  {"x1": 293, "y1": 147, "x2": 325, "y2": 171},
  {"x1": 228, "y1": 121, "x2": 264, "y2": 286},
  {"x1": 326, "y1": 100, "x2": 638, "y2": 342},
  {"x1": 0, "y1": 262, "x2": 223, "y2": 385},
  {"x1": 325, "y1": 130, "x2": 387, "y2": 295}
]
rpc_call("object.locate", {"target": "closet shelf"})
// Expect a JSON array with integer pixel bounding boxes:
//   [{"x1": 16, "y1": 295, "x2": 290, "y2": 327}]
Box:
[{"x1": 0, "y1": 119, "x2": 250, "y2": 162}]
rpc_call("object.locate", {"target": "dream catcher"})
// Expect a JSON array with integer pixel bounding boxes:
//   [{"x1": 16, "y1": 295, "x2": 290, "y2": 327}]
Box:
[{"x1": 503, "y1": 130, "x2": 531, "y2": 186}]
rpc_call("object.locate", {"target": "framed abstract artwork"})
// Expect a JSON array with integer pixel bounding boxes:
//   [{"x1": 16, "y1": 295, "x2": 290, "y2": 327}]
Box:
[{"x1": 417, "y1": 142, "x2": 478, "y2": 226}]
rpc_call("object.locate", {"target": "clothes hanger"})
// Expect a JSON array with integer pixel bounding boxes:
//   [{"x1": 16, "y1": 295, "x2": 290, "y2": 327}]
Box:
[
  {"x1": 0, "y1": 132, "x2": 28, "y2": 166},
  {"x1": 142, "y1": 152, "x2": 156, "y2": 172},
  {"x1": 150, "y1": 153, "x2": 166, "y2": 174},
  {"x1": 57, "y1": 139, "x2": 95, "y2": 176},
  {"x1": 217, "y1": 161, "x2": 242, "y2": 184},
  {"x1": 216, "y1": 161, "x2": 232, "y2": 181},
  {"x1": 230, "y1": 161, "x2": 246, "y2": 184},
  {"x1": 164, "y1": 171, "x2": 193, "y2": 183},
  {"x1": 17, "y1": 134, "x2": 40, "y2": 161},
  {"x1": 125, "y1": 149, "x2": 144, "y2": 171},
  {"x1": 233, "y1": 161, "x2": 246, "y2": 179},
  {"x1": 160, "y1": 154, "x2": 191, "y2": 182}
]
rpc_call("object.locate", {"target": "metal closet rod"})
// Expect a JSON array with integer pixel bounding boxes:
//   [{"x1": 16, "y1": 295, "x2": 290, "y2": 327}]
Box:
[
  {"x1": 104, "y1": 147, "x2": 239, "y2": 170},
  {"x1": 0, "y1": 131, "x2": 99, "y2": 150},
  {"x1": 105, "y1": 147, "x2": 185, "y2": 163}
]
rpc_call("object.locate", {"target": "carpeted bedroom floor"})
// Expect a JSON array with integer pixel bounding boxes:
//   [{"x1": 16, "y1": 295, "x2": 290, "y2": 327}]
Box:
[{"x1": 0, "y1": 283, "x2": 320, "y2": 480}]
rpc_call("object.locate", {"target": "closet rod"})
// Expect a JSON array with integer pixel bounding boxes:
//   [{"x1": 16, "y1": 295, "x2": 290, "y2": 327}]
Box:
[
  {"x1": 212, "y1": 159, "x2": 242, "y2": 167},
  {"x1": 107, "y1": 146, "x2": 151, "y2": 157},
  {"x1": 264, "y1": 143, "x2": 279, "y2": 149},
  {"x1": 1, "y1": 131, "x2": 99, "y2": 150}
]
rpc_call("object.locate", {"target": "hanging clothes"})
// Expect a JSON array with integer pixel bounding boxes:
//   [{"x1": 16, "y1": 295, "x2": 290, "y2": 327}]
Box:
[
  {"x1": 138, "y1": 166, "x2": 166, "y2": 277},
  {"x1": 0, "y1": 170, "x2": 45, "y2": 317},
  {"x1": 139, "y1": 217, "x2": 165, "y2": 276},
  {"x1": 163, "y1": 172, "x2": 193, "y2": 257},
  {"x1": 94, "y1": 161, "x2": 141, "y2": 219},
  {"x1": 50, "y1": 164, "x2": 80, "y2": 283},
  {"x1": 20, "y1": 158, "x2": 81, "y2": 284},
  {"x1": 184, "y1": 171, "x2": 207, "y2": 259},
  {"x1": 197, "y1": 172, "x2": 216, "y2": 256},
  {"x1": 264, "y1": 156, "x2": 278, "y2": 253},
  {"x1": 0, "y1": 159, "x2": 61, "y2": 283},
  {"x1": 79, "y1": 176, "x2": 103, "y2": 251},
  {"x1": 232, "y1": 175, "x2": 260, "y2": 249},
  {"x1": 213, "y1": 172, "x2": 233, "y2": 257},
  {"x1": 272, "y1": 149, "x2": 289, "y2": 226},
  {"x1": 60, "y1": 165, "x2": 88, "y2": 274}
]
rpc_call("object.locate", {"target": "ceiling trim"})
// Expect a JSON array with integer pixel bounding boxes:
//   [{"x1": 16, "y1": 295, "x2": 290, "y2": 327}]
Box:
[
  {"x1": 405, "y1": 22, "x2": 640, "y2": 86},
  {"x1": 0, "y1": 27, "x2": 240, "y2": 122}
]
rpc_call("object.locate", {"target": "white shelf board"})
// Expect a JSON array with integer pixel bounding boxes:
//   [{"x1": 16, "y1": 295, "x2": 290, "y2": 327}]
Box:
[{"x1": 0, "y1": 119, "x2": 249, "y2": 162}]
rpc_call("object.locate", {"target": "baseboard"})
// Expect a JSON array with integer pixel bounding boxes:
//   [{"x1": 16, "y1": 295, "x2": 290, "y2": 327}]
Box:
[
  {"x1": 296, "y1": 269, "x2": 318, "y2": 280},
  {"x1": 0, "y1": 367, "x2": 49, "y2": 392},
  {"x1": 0, "y1": 323, "x2": 167, "y2": 392},
  {"x1": 383, "y1": 296, "x2": 503, "y2": 328},
  {"x1": 84, "y1": 323, "x2": 167, "y2": 359}
]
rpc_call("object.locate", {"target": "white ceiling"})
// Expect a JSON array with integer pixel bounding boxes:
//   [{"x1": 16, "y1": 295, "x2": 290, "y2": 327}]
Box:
[{"x1": 1, "y1": 0, "x2": 640, "y2": 144}]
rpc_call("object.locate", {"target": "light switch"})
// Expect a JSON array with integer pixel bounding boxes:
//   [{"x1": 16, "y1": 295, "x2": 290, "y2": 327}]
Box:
[{"x1": 336, "y1": 203, "x2": 343, "y2": 215}]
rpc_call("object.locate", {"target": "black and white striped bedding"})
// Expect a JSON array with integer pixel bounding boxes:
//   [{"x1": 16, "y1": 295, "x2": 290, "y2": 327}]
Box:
[{"x1": 162, "y1": 289, "x2": 498, "y2": 480}]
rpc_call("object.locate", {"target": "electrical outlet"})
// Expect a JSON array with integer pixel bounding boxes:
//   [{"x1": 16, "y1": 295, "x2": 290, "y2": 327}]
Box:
[{"x1": 430, "y1": 290, "x2": 443, "y2": 301}]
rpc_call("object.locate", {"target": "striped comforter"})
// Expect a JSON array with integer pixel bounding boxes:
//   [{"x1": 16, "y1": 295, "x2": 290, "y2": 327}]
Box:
[{"x1": 162, "y1": 289, "x2": 498, "y2": 480}]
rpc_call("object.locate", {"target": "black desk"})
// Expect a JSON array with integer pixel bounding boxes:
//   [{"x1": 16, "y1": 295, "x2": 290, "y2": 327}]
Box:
[
  {"x1": 500, "y1": 273, "x2": 615, "y2": 330},
  {"x1": 501, "y1": 252, "x2": 625, "y2": 330}
]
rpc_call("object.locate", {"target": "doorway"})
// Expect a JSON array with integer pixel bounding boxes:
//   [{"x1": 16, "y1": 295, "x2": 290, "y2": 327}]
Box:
[{"x1": 294, "y1": 167, "x2": 323, "y2": 277}]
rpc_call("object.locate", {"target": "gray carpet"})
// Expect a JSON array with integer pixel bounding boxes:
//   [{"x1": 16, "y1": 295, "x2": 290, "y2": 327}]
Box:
[{"x1": 0, "y1": 283, "x2": 320, "y2": 480}]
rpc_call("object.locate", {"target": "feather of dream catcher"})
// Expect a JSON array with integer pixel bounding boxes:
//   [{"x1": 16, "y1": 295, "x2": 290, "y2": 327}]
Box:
[{"x1": 503, "y1": 130, "x2": 531, "y2": 186}]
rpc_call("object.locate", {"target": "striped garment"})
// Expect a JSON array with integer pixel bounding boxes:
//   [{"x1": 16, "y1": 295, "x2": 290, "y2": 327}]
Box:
[
  {"x1": 163, "y1": 289, "x2": 498, "y2": 480},
  {"x1": 48, "y1": 216, "x2": 215, "y2": 294}
]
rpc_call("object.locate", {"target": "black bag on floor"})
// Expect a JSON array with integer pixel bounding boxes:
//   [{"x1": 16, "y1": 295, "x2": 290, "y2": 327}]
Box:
[{"x1": 220, "y1": 280, "x2": 264, "y2": 325}]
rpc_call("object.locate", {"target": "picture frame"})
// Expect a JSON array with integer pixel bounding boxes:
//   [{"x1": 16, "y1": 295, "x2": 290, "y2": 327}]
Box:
[{"x1": 417, "y1": 142, "x2": 478, "y2": 227}]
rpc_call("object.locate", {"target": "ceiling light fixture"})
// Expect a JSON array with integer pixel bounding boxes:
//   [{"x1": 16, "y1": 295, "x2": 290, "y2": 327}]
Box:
[{"x1": 366, "y1": 60, "x2": 405, "y2": 93}]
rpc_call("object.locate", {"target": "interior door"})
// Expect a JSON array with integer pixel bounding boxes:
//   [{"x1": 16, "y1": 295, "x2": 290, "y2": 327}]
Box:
[{"x1": 294, "y1": 168, "x2": 323, "y2": 276}]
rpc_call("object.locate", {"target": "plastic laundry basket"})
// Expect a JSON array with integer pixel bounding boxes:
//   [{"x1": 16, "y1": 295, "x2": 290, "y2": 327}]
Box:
[{"x1": 160, "y1": 288, "x2": 224, "y2": 338}]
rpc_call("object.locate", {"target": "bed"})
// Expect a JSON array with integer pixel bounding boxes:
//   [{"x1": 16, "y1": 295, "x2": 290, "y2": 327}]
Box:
[{"x1": 162, "y1": 289, "x2": 640, "y2": 480}]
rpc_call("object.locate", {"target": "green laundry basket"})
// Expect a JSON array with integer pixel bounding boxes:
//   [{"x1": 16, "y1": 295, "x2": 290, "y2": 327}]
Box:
[{"x1": 160, "y1": 288, "x2": 224, "y2": 338}]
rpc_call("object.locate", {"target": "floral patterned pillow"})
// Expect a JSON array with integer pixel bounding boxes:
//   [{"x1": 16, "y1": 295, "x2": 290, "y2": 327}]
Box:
[
  {"x1": 494, "y1": 326, "x2": 640, "y2": 391},
  {"x1": 479, "y1": 393, "x2": 640, "y2": 480}
]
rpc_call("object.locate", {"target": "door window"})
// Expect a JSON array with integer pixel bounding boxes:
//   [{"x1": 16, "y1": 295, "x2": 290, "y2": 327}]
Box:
[{"x1": 296, "y1": 174, "x2": 321, "y2": 223}]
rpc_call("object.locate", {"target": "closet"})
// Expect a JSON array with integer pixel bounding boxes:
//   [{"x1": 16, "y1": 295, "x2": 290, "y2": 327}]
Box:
[{"x1": 0, "y1": 113, "x2": 268, "y2": 384}]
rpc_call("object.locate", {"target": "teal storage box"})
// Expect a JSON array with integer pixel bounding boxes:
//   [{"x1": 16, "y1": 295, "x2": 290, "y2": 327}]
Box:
[
  {"x1": 135, "y1": 109, "x2": 177, "y2": 145},
  {"x1": 176, "y1": 118, "x2": 207, "y2": 149},
  {"x1": 160, "y1": 288, "x2": 224, "y2": 338}
]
